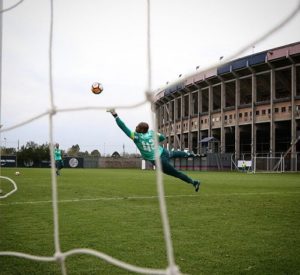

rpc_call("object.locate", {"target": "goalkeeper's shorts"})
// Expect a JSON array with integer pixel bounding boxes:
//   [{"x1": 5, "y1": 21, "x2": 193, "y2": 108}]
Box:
[{"x1": 55, "y1": 160, "x2": 64, "y2": 169}]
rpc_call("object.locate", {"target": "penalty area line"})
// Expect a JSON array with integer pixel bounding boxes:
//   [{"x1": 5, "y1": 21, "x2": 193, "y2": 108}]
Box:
[
  {"x1": 0, "y1": 191, "x2": 299, "y2": 206},
  {"x1": 0, "y1": 194, "x2": 199, "y2": 206}
]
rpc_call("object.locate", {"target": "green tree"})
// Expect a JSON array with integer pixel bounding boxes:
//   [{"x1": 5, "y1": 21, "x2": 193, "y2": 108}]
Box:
[
  {"x1": 67, "y1": 144, "x2": 80, "y2": 156},
  {"x1": 0, "y1": 147, "x2": 16, "y2": 155},
  {"x1": 78, "y1": 150, "x2": 89, "y2": 157},
  {"x1": 91, "y1": 149, "x2": 101, "y2": 157},
  {"x1": 17, "y1": 141, "x2": 50, "y2": 167}
]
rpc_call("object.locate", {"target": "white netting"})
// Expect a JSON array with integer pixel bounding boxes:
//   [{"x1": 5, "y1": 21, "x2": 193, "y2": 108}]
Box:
[
  {"x1": 1, "y1": 0, "x2": 300, "y2": 274},
  {"x1": 253, "y1": 156, "x2": 284, "y2": 173}
]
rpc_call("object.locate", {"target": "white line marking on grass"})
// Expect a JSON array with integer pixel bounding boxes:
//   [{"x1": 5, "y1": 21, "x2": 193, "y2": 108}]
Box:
[
  {"x1": 0, "y1": 191, "x2": 299, "y2": 206},
  {"x1": 0, "y1": 194, "x2": 198, "y2": 206}
]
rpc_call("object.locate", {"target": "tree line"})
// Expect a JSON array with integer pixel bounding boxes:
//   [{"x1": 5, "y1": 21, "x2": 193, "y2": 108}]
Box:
[
  {"x1": 0, "y1": 141, "x2": 102, "y2": 163},
  {"x1": 0, "y1": 141, "x2": 140, "y2": 162}
]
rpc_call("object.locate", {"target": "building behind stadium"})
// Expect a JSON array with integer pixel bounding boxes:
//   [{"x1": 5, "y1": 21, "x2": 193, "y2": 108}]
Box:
[{"x1": 154, "y1": 42, "x2": 300, "y2": 171}]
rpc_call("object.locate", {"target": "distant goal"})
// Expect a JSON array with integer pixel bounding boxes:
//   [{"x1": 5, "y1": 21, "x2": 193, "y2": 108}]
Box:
[{"x1": 253, "y1": 155, "x2": 284, "y2": 173}]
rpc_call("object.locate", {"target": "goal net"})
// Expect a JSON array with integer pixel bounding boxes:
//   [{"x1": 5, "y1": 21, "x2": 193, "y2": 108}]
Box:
[
  {"x1": 253, "y1": 156, "x2": 284, "y2": 173},
  {"x1": 1, "y1": 0, "x2": 300, "y2": 274}
]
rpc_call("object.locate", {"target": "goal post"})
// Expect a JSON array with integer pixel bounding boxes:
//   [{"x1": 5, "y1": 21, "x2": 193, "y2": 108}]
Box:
[{"x1": 253, "y1": 155, "x2": 284, "y2": 173}]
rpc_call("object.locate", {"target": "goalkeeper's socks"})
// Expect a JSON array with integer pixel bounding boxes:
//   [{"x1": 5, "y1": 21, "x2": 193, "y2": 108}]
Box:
[{"x1": 193, "y1": 180, "x2": 201, "y2": 192}]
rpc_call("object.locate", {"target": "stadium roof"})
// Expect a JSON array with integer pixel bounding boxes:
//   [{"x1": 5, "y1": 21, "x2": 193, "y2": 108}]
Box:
[{"x1": 199, "y1": 137, "x2": 219, "y2": 143}]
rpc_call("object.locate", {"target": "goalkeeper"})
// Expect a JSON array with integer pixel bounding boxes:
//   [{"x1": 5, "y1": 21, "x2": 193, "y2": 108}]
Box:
[
  {"x1": 108, "y1": 110, "x2": 201, "y2": 192},
  {"x1": 54, "y1": 143, "x2": 64, "y2": 176}
]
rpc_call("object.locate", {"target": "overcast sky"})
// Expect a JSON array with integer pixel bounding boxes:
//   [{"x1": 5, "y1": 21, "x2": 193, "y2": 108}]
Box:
[{"x1": 1, "y1": 0, "x2": 300, "y2": 155}]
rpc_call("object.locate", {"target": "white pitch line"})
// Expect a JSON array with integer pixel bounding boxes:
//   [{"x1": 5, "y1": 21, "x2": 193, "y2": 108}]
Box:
[
  {"x1": 0, "y1": 191, "x2": 299, "y2": 206},
  {"x1": 0, "y1": 194, "x2": 198, "y2": 206}
]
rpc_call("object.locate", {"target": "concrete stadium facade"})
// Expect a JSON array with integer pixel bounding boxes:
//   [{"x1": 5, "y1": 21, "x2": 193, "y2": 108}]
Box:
[{"x1": 154, "y1": 42, "x2": 300, "y2": 170}]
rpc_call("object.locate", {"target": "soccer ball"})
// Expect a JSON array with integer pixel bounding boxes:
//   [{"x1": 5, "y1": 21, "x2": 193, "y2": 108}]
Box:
[
  {"x1": 15, "y1": 171, "x2": 20, "y2": 176},
  {"x1": 91, "y1": 82, "x2": 103, "y2": 94}
]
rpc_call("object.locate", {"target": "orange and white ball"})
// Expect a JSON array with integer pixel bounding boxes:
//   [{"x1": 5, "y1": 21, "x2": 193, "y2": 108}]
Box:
[{"x1": 91, "y1": 82, "x2": 104, "y2": 94}]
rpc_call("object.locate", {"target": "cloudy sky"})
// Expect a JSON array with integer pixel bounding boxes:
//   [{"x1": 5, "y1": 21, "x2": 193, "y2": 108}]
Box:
[{"x1": 1, "y1": 0, "x2": 300, "y2": 155}]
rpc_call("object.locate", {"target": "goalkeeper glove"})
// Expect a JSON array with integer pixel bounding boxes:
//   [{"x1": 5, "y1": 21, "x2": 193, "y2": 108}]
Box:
[{"x1": 106, "y1": 109, "x2": 118, "y2": 118}]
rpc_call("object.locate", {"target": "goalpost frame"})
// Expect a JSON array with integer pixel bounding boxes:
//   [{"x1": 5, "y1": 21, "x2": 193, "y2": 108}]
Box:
[{"x1": 253, "y1": 154, "x2": 285, "y2": 173}]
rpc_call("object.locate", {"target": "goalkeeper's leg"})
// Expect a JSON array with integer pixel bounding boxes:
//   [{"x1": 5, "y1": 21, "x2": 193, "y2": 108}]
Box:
[
  {"x1": 55, "y1": 160, "x2": 60, "y2": 175},
  {"x1": 160, "y1": 154, "x2": 201, "y2": 192}
]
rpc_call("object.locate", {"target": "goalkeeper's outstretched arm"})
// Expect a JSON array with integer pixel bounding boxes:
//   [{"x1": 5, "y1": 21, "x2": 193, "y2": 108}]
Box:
[{"x1": 107, "y1": 109, "x2": 134, "y2": 140}]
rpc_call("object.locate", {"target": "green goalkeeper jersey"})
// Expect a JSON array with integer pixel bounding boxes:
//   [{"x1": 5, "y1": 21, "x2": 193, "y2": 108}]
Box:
[
  {"x1": 54, "y1": 148, "x2": 62, "y2": 161},
  {"x1": 115, "y1": 117, "x2": 165, "y2": 161}
]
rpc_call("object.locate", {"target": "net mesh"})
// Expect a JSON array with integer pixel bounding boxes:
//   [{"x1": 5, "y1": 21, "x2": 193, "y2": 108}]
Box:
[
  {"x1": 1, "y1": 0, "x2": 300, "y2": 274},
  {"x1": 254, "y1": 156, "x2": 284, "y2": 173}
]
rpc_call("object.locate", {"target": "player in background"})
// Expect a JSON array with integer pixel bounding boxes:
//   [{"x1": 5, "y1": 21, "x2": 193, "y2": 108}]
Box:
[
  {"x1": 107, "y1": 109, "x2": 201, "y2": 192},
  {"x1": 54, "y1": 143, "x2": 64, "y2": 176}
]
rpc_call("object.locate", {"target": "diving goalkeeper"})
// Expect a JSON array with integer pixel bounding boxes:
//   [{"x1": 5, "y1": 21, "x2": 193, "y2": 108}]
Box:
[{"x1": 108, "y1": 110, "x2": 201, "y2": 192}]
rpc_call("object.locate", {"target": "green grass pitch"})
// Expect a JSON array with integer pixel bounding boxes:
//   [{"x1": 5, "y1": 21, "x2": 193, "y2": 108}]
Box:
[{"x1": 0, "y1": 168, "x2": 300, "y2": 274}]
